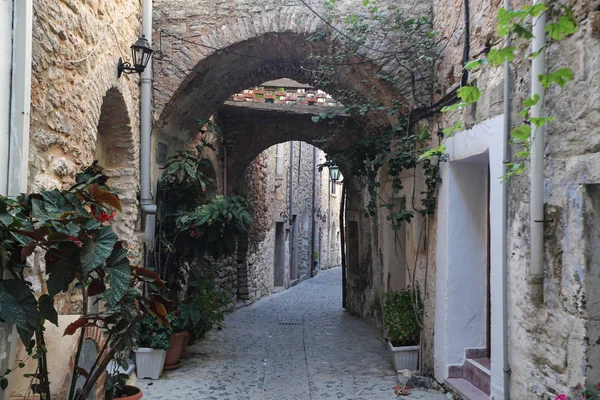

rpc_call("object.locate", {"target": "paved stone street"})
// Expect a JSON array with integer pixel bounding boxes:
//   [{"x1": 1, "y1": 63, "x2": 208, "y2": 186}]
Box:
[{"x1": 139, "y1": 267, "x2": 446, "y2": 400}]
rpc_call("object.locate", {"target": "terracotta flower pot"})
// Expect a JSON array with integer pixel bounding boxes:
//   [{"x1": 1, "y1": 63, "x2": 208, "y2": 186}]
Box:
[
  {"x1": 180, "y1": 331, "x2": 191, "y2": 355},
  {"x1": 163, "y1": 331, "x2": 187, "y2": 370},
  {"x1": 116, "y1": 385, "x2": 143, "y2": 400}
]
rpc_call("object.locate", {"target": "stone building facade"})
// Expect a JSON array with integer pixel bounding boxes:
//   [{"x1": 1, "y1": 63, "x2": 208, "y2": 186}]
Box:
[
  {"x1": 239, "y1": 139, "x2": 342, "y2": 303},
  {"x1": 2, "y1": 0, "x2": 600, "y2": 399},
  {"x1": 432, "y1": 0, "x2": 600, "y2": 398}
]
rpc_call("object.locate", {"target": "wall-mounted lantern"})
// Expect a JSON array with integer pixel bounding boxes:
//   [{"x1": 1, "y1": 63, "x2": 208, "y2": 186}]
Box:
[
  {"x1": 118, "y1": 35, "x2": 154, "y2": 78},
  {"x1": 328, "y1": 165, "x2": 340, "y2": 181},
  {"x1": 280, "y1": 212, "x2": 289, "y2": 224}
]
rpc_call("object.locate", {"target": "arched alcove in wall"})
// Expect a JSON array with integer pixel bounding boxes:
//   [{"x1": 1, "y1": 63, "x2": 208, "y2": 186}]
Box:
[{"x1": 94, "y1": 87, "x2": 139, "y2": 242}]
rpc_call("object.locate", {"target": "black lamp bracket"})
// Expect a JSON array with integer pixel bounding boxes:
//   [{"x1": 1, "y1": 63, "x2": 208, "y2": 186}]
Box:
[{"x1": 117, "y1": 57, "x2": 136, "y2": 78}]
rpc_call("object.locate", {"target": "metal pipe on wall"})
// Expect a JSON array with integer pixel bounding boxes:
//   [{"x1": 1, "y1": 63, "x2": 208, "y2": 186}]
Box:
[
  {"x1": 288, "y1": 141, "x2": 295, "y2": 278},
  {"x1": 502, "y1": 0, "x2": 512, "y2": 396},
  {"x1": 310, "y1": 145, "x2": 317, "y2": 277},
  {"x1": 140, "y1": 0, "x2": 156, "y2": 219},
  {"x1": 340, "y1": 181, "x2": 347, "y2": 309},
  {"x1": 530, "y1": 0, "x2": 546, "y2": 303},
  {"x1": 7, "y1": 0, "x2": 33, "y2": 197}
]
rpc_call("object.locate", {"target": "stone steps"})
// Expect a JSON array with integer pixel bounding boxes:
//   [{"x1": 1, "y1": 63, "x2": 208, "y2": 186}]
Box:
[
  {"x1": 446, "y1": 348, "x2": 490, "y2": 399},
  {"x1": 446, "y1": 378, "x2": 489, "y2": 400}
]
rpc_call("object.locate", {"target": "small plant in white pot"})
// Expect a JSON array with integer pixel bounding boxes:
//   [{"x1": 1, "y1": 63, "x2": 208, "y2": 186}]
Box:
[
  {"x1": 134, "y1": 314, "x2": 172, "y2": 379},
  {"x1": 383, "y1": 288, "x2": 422, "y2": 372}
]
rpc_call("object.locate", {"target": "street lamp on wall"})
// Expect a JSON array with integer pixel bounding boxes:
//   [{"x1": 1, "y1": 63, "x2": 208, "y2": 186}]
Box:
[
  {"x1": 280, "y1": 212, "x2": 289, "y2": 224},
  {"x1": 117, "y1": 35, "x2": 154, "y2": 78},
  {"x1": 328, "y1": 165, "x2": 340, "y2": 182}
]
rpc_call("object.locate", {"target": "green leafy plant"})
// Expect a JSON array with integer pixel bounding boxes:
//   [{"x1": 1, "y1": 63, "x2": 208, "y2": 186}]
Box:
[
  {"x1": 138, "y1": 313, "x2": 172, "y2": 351},
  {"x1": 177, "y1": 195, "x2": 252, "y2": 260},
  {"x1": 104, "y1": 353, "x2": 132, "y2": 400},
  {"x1": 178, "y1": 269, "x2": 227, "y2": 341},
  {"x1": 383, "y1": 288, "x2": 422, "y2": 347},
  {"x1": 155, "y1": 143, "x2": 217, "y2": 296},
  {"x1": 167, "y1": 309, "x2": 185, "y2": 333},
  {"x1": 0, "y1": 163, "x2": 171, "y2": 400}
]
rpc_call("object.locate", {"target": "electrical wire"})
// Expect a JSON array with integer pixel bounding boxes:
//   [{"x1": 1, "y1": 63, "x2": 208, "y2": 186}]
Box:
[{"x1": 296, "y1": 0, "x2": 399, "y2": 55}]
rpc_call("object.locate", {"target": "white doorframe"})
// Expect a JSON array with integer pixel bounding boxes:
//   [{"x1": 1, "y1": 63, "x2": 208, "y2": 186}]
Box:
[{"x1": 434, "y1": 115, "x2": 507, "y2": 399}]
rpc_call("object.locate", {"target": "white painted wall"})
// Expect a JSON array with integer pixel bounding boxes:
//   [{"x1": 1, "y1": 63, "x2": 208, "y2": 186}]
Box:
[
  {"x1": 0, "y1": 0, "x2": 13, "y2": 195},
  {"x1": 0, "y1": 3, "x2": 33, "y2": 398},
  {"x1": 434, "y1": 115, "x2": 507, "y2": 399}
]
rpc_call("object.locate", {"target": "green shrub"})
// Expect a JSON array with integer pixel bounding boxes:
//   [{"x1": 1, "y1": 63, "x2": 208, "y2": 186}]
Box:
[
  {"x1": 178, "y1": 269, "x2": 227, "y2": 340},
  {"x1": 383, "y1": 288, "x2": 422, "y2": 346},
  {"x1": 138, "y1": 314, "x2": 172, "y2": 350}
]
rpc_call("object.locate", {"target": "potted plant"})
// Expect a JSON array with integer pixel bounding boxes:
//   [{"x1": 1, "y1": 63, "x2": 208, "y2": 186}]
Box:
[
  {"x1": 383, "y1": 288, "x2": 422, "y2": 372},
  {"x1": 105, "y1": 355, "x2": 143, "y2": 400},
  {"x1": 178, "y1": 269, "x2": 227, "y2": 344},
  {"x1": 135, "y1": 314, "x2": 171, "y2": 379},
  {"x1": 163, "y1": 311, "x2": 187, "y2": 370}
]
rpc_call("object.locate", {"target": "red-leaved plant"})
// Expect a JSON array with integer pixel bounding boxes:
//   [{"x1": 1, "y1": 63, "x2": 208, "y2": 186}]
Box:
[{"x1": 0, "y1": 163, "x2": 171, "y2": 400}]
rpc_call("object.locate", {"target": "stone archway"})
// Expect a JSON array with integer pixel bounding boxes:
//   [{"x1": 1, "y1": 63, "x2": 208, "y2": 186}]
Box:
[{"x1": 153, "y1": 31, "x2": 403, "y2": 142}]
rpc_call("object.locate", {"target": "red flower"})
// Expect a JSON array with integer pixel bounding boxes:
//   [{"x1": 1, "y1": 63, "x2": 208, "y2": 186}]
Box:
[
  {"x1": 68, "y1": 235, "x2": 83, "y2": 246},
  {"x1": 556, "y1": 394, "x2": 567, "y2": 400},
  {"x1": 189, "y1": 231, "x2": 204, "y2": 239},
  {"x1": 95, "y1": 210, "x2": 116, "y2": 223}
]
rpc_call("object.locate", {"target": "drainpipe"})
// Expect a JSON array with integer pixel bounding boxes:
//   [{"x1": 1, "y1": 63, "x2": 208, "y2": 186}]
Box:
[
  {"x1": 6, "y1": 0, "x2": 33, "y2": 197},
  {"x1": 530, "y1": 0, "x2": 546, "y2": 303},
  {"x1": 340, "y1": 182, "x2": 347, "y2": 309},
  {"x1": 0, "y1": 3, "x2": 33, "y2": 399},
  {"x1": 288, "y1": 141, "x2": 294, "y2": 277},
  {"x1": 502, "y1": 0, "x2": 512, "y2": 397},
  {"x1": 310, "y1": 146, "x2": 317, "y2": 277},
  {"x1": 223, "y1": 147, "x2": 227, "y2": 196},
  {"x1": 140, "y1": 0, "x2": 157, "y2": 220}
]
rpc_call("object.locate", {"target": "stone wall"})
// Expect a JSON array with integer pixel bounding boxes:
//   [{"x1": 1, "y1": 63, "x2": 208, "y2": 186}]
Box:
[
  {"x1": 433, "y1": 0, "x2": 600, "y2": 397},
  {"x1": 29, "y1": 0, "x2": 144, "y2": 312},
  {"x1": 236, "y1": 140, "x2": 342, "y2": 304}
]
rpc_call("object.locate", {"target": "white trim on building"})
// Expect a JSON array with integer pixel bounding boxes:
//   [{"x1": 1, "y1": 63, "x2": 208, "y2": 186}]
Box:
[{"x1": 434, "y1": 115, "x2": 507, "y2": 399}]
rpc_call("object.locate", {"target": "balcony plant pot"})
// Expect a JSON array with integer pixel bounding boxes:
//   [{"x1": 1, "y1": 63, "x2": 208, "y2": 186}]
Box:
[
  {"x1": 135, "y1": 348, "x2": 166, "y2": 380},
  {"x1": 116, "y1": 385, "x2": 144, "y2": 400},
  {"x1": 180, "y1": 331, "x2": 191, "y2": 355},
  {"x1": 388, "y1": 341, "x2": 420, "y2": 372},
  {"x1": 163, "y1": 331, "x2": 187, "y2": 370}
]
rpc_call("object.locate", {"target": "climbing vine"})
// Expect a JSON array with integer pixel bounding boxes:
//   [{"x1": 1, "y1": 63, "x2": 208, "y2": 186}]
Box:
[
  {"x1": 307, "y1": 0, "x2": 444, "y2": 230},
  {"x1": 304, "y1": 0, "x2": 578, "y2": 346},
  {"x1": 433, "y1": 1, "x2": 578, "y2": 180}
]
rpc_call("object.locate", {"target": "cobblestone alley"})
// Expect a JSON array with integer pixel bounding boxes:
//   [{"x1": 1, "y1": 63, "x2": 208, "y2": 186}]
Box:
[{"x1": 140, "y1": 268, "x2": 446, "y2": 400}]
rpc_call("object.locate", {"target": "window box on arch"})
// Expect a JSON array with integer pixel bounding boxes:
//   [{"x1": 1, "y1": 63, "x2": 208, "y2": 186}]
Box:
[{"x1": 383, "y1": 288, "x2": 422, "y2": 372}]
